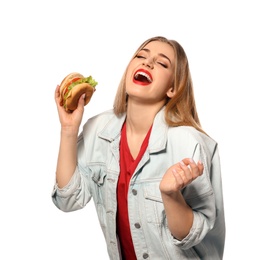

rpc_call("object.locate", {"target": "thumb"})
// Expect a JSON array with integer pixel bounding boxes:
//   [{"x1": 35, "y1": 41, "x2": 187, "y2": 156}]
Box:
[
  {"x1": 75, "y1": 93, "x2": 86, "y2": 112},
  {"x1": 79, "y1": 93, "x2": 86, "y2": 105}
]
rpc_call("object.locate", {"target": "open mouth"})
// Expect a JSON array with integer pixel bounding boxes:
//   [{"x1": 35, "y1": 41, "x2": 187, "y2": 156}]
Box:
[{"x1": 133, "y1": 69, "x2": 152, "y2": 85}]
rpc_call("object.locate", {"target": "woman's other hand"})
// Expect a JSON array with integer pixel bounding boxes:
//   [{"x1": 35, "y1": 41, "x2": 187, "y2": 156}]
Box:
[{"x1": 160, "y1": 158, "x2": 204, "y2": 196}]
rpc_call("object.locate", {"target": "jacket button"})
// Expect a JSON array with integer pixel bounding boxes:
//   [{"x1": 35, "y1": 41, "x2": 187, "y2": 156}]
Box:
[
  {"x1": 132, "y1": 189, "x2": 137, "y2": 195},
  {"x1": 134, "y1": 223, "x2": 141, "y2": 229},
  {"x1": 143, "y1": 253, "x2": 149, "y2": 259}
]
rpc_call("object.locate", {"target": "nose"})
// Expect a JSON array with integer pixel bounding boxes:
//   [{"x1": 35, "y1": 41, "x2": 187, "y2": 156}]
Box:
[{"x1": 143, "y1": 58, "x2": 154, "y2": 69}]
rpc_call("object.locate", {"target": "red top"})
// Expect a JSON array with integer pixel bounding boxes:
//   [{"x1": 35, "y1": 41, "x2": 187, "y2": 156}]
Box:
[{"x1": 116, "y1": 122, "x2": 152, "y2": 260}]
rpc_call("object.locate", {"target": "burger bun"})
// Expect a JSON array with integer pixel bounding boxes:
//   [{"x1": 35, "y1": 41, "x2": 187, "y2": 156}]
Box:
[{"x1": 65, "y1": 82, "x2": 95, "y2": 111}]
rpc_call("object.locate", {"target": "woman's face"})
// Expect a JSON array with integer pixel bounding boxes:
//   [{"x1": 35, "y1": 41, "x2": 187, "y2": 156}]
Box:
[{"x1": 125, "y1": 40, "x2": 175, "y2": 105}]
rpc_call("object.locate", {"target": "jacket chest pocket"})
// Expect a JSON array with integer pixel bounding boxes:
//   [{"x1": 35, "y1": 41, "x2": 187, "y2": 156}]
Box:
[
  {"x1": 89, "y1": 165, "x2": 107, "y2": 205},
  {"x1": 89, "y1": 165, "x2": 118, "y2": 209}
]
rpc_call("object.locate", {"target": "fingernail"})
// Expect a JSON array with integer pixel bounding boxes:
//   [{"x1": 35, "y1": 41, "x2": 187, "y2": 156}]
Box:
[
  {"x1": 189, "y1": 158, "x2": 194, "y2": 163},
  {"x1": 198, "y1": 160, "x2": 203, "y2": 165}
]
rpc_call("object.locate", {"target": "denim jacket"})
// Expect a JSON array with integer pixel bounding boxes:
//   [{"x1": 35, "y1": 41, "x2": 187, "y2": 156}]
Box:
[{"x1": 52, "y1": 108, "x2": 225, "y2": 260}]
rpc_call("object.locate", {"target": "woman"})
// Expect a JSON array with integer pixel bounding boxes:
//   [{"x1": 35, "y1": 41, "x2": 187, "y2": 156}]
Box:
[{"x1": 52, "y1": 36, "x2": 225, "y2": 259}]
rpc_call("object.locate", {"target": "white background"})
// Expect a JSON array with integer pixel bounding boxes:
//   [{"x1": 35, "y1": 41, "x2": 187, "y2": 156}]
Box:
[{"x1": 1, "y1": 1, "x2": 275, "y2": 259}]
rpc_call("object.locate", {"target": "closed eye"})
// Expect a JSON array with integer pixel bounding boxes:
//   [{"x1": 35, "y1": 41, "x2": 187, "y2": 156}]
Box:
[
  {"x1": 136, "y1": 55, "x2": 146, "y2": 59},
  {"x1": 157, "y1": 62, "x2": 168, "y2": 68}
]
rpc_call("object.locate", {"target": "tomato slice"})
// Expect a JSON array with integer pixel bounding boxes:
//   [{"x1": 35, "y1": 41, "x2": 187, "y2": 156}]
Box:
[{"x1": 64, "y1": 77, "x2": 81, "y2": 96}]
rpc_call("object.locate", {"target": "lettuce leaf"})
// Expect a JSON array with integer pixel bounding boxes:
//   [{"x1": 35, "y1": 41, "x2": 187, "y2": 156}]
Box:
[
  {"x1": 64, "y1": 76, "x2": 98, "y2": 100},
  {"x1": 68, "y1": 76, "x2": 98, "y2": 91}
]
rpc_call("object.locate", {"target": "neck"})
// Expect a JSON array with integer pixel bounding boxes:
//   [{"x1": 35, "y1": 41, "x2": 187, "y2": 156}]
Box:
[{"x1": 126, "y1": 100, "x2": 164, "y2": 135}]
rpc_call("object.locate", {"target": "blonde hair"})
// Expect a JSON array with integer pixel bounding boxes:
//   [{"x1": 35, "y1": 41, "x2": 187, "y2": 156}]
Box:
[{"x1": 113, "y1": 36, "x2": 206, "y2": 135}]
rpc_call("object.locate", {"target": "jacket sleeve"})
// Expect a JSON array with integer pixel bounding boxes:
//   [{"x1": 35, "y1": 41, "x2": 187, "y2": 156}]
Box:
[
  {"x1": 51, "y1": 133, "x2": 93, "y2": 212},
  {"x1": 172, "y1": 142, "x2": 225, "y2": 250}
]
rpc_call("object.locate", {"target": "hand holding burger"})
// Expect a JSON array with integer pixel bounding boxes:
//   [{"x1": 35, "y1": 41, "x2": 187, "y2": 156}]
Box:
[{"x1": 59, "y1": 72, "x2": 98, "y2": 112}]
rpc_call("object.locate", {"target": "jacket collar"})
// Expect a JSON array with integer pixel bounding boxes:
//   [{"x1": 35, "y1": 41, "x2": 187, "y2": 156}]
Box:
[
  {"x1": 98, "y1": 107, "x2": 168, "y2": 153},
  {"x1": 97, "y1": 112, "x2": 126, "y2": 143}
]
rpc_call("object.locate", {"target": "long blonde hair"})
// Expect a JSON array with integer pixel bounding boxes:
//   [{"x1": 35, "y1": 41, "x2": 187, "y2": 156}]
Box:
[{"x1": 113, "y1": 36, "x2": 206, "y2": 135}]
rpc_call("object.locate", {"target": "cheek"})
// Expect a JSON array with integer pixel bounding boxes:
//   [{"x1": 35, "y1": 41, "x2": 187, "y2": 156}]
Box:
[
  {"x1": 160, "y1": 72, "x2": 173, "y2": 87},
  {"x1": 165, "y1": 72, "x2": 174, "y2": 88}
]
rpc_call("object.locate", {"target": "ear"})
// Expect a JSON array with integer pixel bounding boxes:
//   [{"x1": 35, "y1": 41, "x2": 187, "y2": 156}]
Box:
[{"x1": 166, "y1": 86, "x2": 176, "y2": 98}]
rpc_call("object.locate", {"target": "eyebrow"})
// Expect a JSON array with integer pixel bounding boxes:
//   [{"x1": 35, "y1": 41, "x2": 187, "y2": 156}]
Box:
[{"x1": 141, "y1": 48, "x2": 172, "y2": 65}]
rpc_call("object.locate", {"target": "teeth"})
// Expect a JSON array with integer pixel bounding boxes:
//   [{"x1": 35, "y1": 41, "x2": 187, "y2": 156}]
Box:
[{"x1": 135, "y1": 71, "x2": 152, "y2": 82}]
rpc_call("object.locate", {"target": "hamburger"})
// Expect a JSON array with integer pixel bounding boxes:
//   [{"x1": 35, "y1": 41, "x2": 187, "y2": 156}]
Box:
[{"x1": 59, "y1": 72, "x2": 98, "y2": 112}]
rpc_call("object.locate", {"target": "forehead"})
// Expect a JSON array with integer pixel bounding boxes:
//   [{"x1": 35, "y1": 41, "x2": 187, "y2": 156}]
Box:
[{"x1": 141, "y1": 41, "x2": 175, "y2": 59}]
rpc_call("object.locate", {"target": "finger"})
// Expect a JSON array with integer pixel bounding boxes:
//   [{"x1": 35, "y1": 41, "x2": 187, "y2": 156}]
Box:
[
  {"x1": 197, "y1": 160, "x2": 204, "y2": 175},
  {"x1": 172, "y1": 169, "x2": 187, "y2": 189},
  {"x1": 182, "y1": 158, "x2": 194, "y2": 166},
  {"x1": 75, "y1": 93, "x2": 85, "y2": 113},
  {"x1": 179, "y1": 161, "x2": 193, "y2": 180},
  {"x1": 55, "y1": 85, "x2": 60, "y2": 99},
  {"x1": 79, "y1": 93, "x2": 85, "y2": 106},
  {"x1": 189, "y1": 159, "x2": 204, "y2": 177},
  {"x1": 55, "y1": 85, "x2": 63, "y2": 108},
  {"x1": 182, "y1": 158, "x2": 202, "y2": 180}
]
